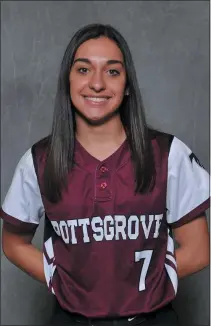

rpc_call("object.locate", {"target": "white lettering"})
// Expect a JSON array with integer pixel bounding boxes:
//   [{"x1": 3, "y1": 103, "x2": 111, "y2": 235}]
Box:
[
  {"x1": 59, "y1": 221, "x2": 69, "y2": 244},
  {"x1": 67, "y1": 219, "x2": 78, "y2": 244},
  {"x1": 128, "y1": 215, "x2": 139, "y2": 240},
  {"x1": 50, "y1": 213, "x2": 163, "y2": 244},
  {"x1": 51, "y1": 221, "x2": 61, "y2": 236},
  {"x1": 115, "y1": 215, "x2": 127, "y2": 240},
  {"x1": 78, "y1": 218, "x2": 90, "y2": 243},
  {"x1": 104, "y1": 215, "x2": 114, "y2": 240},
  {"x1": 135, "y1": 250, "x2": 153, "y2": 291},
  {"x1": 140, "y1": 215, "x2": 154, "y2": 239},
  {"x1": 92, "y1": 217, "x2": 104, "y2": 241},
  {"x1": 153, "y1": 214, "x2": 163, "y2": 238}
]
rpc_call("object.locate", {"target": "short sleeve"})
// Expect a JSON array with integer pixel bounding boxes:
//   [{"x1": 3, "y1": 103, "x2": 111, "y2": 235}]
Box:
[
  {"x1": 166, "y1": 137, "x2": 210, "y2": 228},
  {"x1": 0, "y1": 148, "x2": 45, "y2": 232}
]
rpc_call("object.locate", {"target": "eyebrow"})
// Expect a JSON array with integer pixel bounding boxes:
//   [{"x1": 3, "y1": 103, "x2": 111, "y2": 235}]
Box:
[{"x1": 73, "y1": 58, "x2": 124, "y2": 67}]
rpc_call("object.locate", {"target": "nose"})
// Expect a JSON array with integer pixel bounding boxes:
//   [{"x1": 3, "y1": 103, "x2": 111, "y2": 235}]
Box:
[{"x1": 89, "y1": 71, "x2": 106, "y2": 92}]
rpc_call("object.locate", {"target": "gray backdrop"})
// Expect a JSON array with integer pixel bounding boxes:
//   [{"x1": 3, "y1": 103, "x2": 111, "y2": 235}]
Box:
[{"x1": 1, "y1": 1, "x2": 210, "y2": 325}]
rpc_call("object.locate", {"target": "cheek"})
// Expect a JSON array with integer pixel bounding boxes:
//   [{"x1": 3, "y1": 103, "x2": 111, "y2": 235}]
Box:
[
  {"x1": 112, "y1": 81, "x2": 126, "y2": 100},
  {"x1": 70, "y1": 82, "x2": 77, "y2": 99},
  {"x1": 69, "y1": 83, "x2": 81, "y2": 109},
  {"x1": 111, "y1": 75, "x2": 126, "y2": 91},
  {"x1": 69, "y1": 75, "x2": 87, "y2": 97}
]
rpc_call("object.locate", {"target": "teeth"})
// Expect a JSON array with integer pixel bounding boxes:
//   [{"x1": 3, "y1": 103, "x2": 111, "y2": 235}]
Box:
[{"x1": 85, "y1": 97, "x2": 108, "y2": 102}]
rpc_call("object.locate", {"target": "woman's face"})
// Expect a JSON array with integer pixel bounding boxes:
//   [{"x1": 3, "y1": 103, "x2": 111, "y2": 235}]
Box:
[{"x1": 69, "y1": 37, "x2": 127, "y2": 125}]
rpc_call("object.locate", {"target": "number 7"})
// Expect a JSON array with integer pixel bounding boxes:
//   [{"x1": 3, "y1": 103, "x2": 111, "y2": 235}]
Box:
[{"x1": 135, "y1": 250, "x2": 153, "y2": 291}]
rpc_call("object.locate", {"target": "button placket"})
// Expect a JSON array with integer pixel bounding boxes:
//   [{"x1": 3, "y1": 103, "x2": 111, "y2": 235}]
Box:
[
  {"x1": 100, "y1": 182, "x2": 107, "y2": 189},
  {"x1": 95, "y1": 164, "x2": 111, "y2": 200}
]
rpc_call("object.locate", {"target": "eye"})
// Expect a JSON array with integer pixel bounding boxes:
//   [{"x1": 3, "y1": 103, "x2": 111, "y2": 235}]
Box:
[
  {"x1": 108, "y1": 69, "x2": 120, "y2": 76},
  {"x1": 77, "y1": 67, "x2": 89, "y2": 74}
]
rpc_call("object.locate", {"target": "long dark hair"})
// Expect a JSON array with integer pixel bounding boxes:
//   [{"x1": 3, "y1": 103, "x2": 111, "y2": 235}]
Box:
[{"x1": 43, "y1": 23, "x2": 155, "y2": 203}]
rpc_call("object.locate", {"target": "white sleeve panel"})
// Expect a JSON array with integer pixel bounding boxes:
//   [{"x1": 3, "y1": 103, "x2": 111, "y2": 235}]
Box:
[
  {"x1": 1, "y1": 148, "x2": 44, "y2": 226},
  {"x1": 166, "y1": 137, "x2": 210, "y2": 228}
]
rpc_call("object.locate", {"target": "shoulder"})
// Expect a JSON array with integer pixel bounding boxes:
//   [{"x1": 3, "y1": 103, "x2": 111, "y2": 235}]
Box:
[
  {"x1": 15, "y1": 136, "x2": 50, "y2": 177},
  {"x1": 31, "y1": 135, "x2": 50, "y2": 168},
  {"x1": 168, "y1": 136, "x2": 191, "y2": 158},
  {"x1": 14, "y1": 147, "x2": 34, "y2": 178},
  {"x1": 32, "y1": 135, "x2": 50, "y2": 156},
  {"x1": 148, "y1": 128, "x2": 174, "y2": 154},
  {"x1": 149, "y1": 128, "x2": 173, "y2": 143},
  {"x1": 148, "y1": 128, "x2": 190, "y2": 157}
]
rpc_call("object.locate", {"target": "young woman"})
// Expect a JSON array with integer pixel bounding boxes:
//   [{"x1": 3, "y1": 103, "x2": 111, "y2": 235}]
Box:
[{"x1": 1, "y1": 24, "x2": 210, "y2": 326}]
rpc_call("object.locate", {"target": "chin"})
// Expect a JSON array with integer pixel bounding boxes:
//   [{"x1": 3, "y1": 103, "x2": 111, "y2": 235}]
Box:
[
  {"x1": 75, "y1": 107, "x2": 120, "y2": 126},
  {"x1": 84, "y1": 115, "x2": 112, "y2": 127}
]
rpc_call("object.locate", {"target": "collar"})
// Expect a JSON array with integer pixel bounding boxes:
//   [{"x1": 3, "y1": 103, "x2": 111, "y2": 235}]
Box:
[{"x1": 74, "y1": 138, "x2": 131, "y2": 173}]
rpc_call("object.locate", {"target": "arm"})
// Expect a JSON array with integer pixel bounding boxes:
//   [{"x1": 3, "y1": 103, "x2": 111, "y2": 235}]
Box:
[
  {"x1": 166, "y1": 136, "x2": 210, "y2": 278},
  {"x1": 1, "y1": 148, "x2": 45, "y2": 283},
  {"x1": 2, "y1": 221, "x2": 46, "y2": 284},
  {"x1": 174, "y1": 215, "x2": 210, "y2": 279}
]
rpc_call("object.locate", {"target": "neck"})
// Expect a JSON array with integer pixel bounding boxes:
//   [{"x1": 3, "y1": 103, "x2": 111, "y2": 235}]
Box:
[{"x1": 75, "y1": 114, "x2": 126, "y2": 147}]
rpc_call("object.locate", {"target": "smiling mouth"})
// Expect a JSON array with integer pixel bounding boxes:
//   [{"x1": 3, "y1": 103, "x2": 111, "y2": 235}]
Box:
[{"x1": 83, "y1": 96, "x2": 111, "y2": 103}]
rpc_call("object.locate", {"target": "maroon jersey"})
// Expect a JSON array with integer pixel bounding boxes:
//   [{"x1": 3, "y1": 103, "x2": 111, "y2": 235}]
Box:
[{"x1": 1, "y1": 131, "x2": 210, "y2": 318}]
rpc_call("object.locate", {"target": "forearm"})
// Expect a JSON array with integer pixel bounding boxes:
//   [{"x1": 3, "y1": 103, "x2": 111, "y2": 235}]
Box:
[
  {"x1": 4, "y1": 243, "x2": 46, "y2": 284},
  {"x1": 175, "y1": 246, "x2": 209, "y2": 279}
]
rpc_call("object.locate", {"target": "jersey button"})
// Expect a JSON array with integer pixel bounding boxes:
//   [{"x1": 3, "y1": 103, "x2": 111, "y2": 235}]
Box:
[
  {"x1": 100, "y1": 166, "x2": 108, "y2": 173},
  {"x1": 100, "y1": 182, "x2": 107, "y2": 189}
]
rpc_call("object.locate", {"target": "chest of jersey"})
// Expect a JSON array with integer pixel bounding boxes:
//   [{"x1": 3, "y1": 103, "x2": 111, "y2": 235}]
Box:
[{"x1": 42, "y1": 139, "x2": 168, "y2": 246}]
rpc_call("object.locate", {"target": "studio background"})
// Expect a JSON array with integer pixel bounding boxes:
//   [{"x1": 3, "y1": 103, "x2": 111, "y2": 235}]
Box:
[{"x1": 1, "y1": 1, "x2": 210, "y2": 325}]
